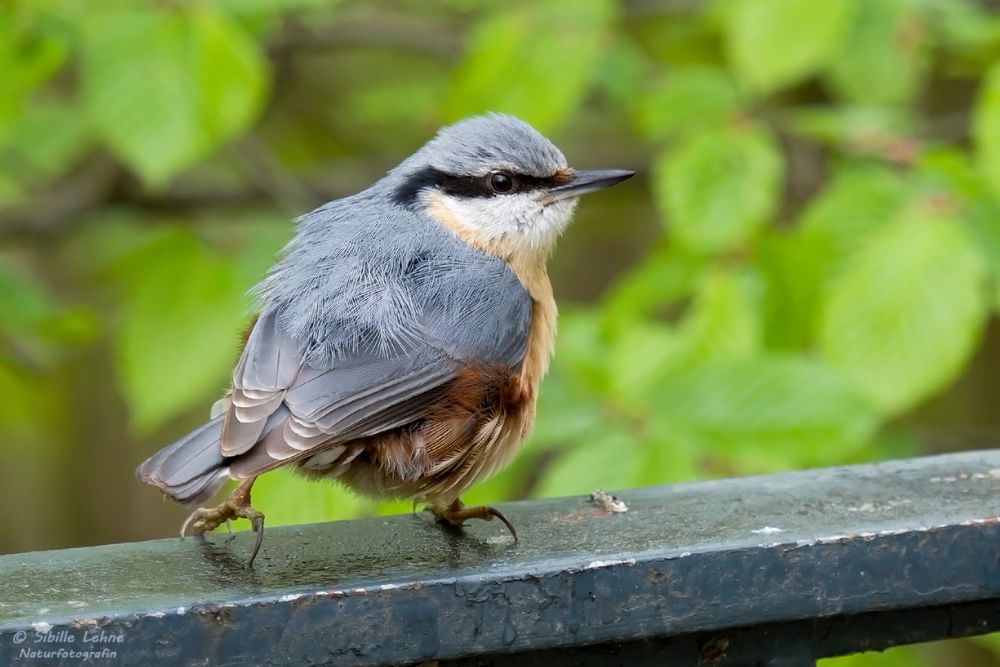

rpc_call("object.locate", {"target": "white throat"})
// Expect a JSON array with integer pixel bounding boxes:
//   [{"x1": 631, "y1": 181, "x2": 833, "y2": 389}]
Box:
[{"x1": 429, "y1": 192, "x2": 578, "y2": 258}]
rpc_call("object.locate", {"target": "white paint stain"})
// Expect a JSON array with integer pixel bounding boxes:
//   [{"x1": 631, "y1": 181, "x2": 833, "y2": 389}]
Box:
[{"x1": 584, "y1": 558, "x2": 636, "y2": 570}]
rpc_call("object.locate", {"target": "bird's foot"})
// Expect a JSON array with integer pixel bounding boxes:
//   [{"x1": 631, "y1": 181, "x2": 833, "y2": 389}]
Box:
[
  {"x1": 180, "y1": 477, "x2": 265, "y2": 565},
  {"x1": 428, "y1": 498, "x2": 517, "y2": 541}
]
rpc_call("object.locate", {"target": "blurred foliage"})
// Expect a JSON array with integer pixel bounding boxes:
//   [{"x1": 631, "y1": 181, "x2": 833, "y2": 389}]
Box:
[{"x1": 3, "y1": 1, "x2": 1000, "y2": 664}]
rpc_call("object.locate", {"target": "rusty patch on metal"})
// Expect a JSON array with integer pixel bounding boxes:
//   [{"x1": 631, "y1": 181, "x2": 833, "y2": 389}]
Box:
[
  {"x1": 552, "y1": 508, "x2": 602, "y2": 524},
  {"x1": 197, "y1": 604, "x2": 234, "y2": 624},
  {"x1": 648, "y1": 569, "x2": 669, "y2": 585},
  {"x1": 698, "y1": 636, "x2": 730, "y2": 665}
]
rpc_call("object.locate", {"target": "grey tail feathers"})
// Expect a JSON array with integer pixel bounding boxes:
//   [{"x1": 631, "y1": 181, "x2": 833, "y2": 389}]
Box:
[{"x1": 136, "y1": 416, "x2": 232, "y2": 505}]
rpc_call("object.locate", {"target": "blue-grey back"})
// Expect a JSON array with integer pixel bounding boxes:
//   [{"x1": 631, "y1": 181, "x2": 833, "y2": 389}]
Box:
[{"x1": 257, "y1": 179, "x2": 533, "y2": 371}]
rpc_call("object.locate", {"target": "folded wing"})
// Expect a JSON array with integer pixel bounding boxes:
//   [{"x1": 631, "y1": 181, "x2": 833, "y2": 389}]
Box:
[{"x1": 219, "y1": 264, "x2": 533, "y2": 481}]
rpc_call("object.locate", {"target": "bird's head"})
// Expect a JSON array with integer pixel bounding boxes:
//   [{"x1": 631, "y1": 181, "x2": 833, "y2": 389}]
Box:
[{"x1": 390, "y1": 113, "x2": 633, "y2": 263}]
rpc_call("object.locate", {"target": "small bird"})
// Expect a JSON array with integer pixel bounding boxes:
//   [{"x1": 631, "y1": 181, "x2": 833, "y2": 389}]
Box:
[{"x1": 137, "y1": 113, "x2": 633, "y2": 563}]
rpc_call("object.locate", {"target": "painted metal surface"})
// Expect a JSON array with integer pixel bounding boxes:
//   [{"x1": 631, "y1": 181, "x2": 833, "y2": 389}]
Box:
[{"x1": 1, "y1": 450, "x2": 999, "y2": 665}]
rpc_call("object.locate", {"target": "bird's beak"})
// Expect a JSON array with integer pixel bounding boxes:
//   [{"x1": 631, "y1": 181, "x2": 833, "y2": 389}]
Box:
[{"x1": 546, "y1": 169, "x2": 635, "y2": 202}]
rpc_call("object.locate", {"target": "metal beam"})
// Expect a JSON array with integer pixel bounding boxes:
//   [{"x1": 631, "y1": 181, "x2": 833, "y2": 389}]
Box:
[{"x1": 2, "y1": 450, "x2": 999, "y2": 665}]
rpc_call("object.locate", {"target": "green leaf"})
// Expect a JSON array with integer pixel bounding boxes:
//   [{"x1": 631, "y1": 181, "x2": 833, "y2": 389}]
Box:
[
  {"x1": 82, "y1": 12, "x2": 201, "y2": 187},
  {"x1": 678, "y1": 268, "x2": 762, "y2": 361},
  {"x1": 824, "y1": 0, "x2": 928, "y2": 105},
  {"x1": 636, "y1": 66, "x2": 740, "y2": 141},
  {"x1": 926, "y1": 0, "x2": 1000, "y2": 57},
  {"x1": 252, "y1": 469, "x2": 370, "y2": 528},
  {"x1": 818, "y1": 207, "x2": 989, "y2": 414},
  {"x1": 787, "y1": 163, "x2": 915, "y2": 352},
  {"x1": 444, "y1": 0, "x2": 614, "y2": 131},
  {"x1": 799, "y1": 163, "x2": 910, "y2": 273},
  {"x1": 973, "y1": 61, "x2": 1000, "y2": 203},
  {"x1": 0, "y1": 258, "x2": 97, "y2": 366},
  {"x1": 648, "y1": 355, "x2": 879, "y2": 470},
  {"x1": 210, "y1": 0, "x2": 342, "y2": 17},
  {"x1": 634, "y1": 419, "x2": 701, "y2": 486},
  {"x1": 0, "y1": 12, "x2": 68, "y2": 141},
  {"x1": 629, "y1": 11, "x2": 718, "y2": 66},
  {"x1": 0, "y1": 172, "x2": 22, "y2": 207},
  {"x1": 722, "y1": 0, "x2": 853, "y2": 95},
  {"x1": 820, "y1": 644, "x2": 931, "y2": 667},
  {"x1": 600, "y1": 243, "x2": 706, "y2": 334},
  {"x1": 787, "y1": 105, "x2": 916, "y2": 159},
  {"x1": 0, "y1": 260, "x2": 60, "y2": 333},
  {"x1": 918, "y1": 146, "x2": 990, "y2": 202},
  {"x1": 197, "y1": 209, "x2": 293, "y2": 285},
  {"x1": 111, "y1": 228, "x2": 253, "y2": 432},
  {"x1": 0, "y1": 361, "x2": 65, "y2": 445},
  {"x1": 971, "y1": 633, "x2": 1000, "y2": 665},
  {"x1": 463, "y1": 450, "x2": 541, "y2": 505},
  {"x1": 607, "y1": 320, "x2": 689, "y2": 405},
  {"x1": 1, "y1": 99, "x2": 92, "y2": 179},
  {"x1": 654, "y1": 121, "x2": 783, "y2": 252},
  {"x1": 535, "y1": 429, "x2": 643, "y2": 498},
  {"x1": 191, "y1": 7, "x2": 268, "y2": 143},
  {"x1": 594, "y1": 39, "x2": 649, "y2": 109},
  {"x1": 346, "y1": 72, "x2": 446, "y2": 129},
  {"x1": 916, "y1": 149, "x2": 1000, "y2": 309},
  {"x1": 618, "y1": 267, "x2": 762, "y2": 382},
  {"x1": 551, "y1": 309, "x2": 610, "y2": 392},
  {"x1": 609, "y1": 268, "x2": 762, "y2": 404},
  {"x1": 755, "y1": 230, "x2": 829, "y2": 350},
  {"x1": 67, "y1": 210, "x2": 172, "y2": 274},
  {"x1": 529, "y1": 368, "x2": 609, "y2": 450},
  {"x1": 82, "y1": 8, "x2": 268, "y2": 186}
]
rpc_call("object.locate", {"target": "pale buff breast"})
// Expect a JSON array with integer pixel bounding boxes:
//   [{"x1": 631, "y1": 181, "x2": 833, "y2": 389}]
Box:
[{"x1": 422, "y1": 191, "x2": 558, "y2": 495}]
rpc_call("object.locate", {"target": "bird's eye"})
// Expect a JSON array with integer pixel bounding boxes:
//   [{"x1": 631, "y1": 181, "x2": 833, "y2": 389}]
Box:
[{"x1": 489, "y1": 171, "x2": 514, "y2": 193}]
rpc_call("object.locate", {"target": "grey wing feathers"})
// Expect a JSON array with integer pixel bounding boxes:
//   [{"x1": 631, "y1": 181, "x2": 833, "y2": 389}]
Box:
[
  {"x1": 283, "y1": 351, "x2": 452, "y2": 430},
  {"x1": 221, "y1": 311, "x2": 300, "y2": 456},
  {"x1": 136, "y1": 416, "x2": 227, "y2": 502},
  {"x1": 227, "y1": 344, "x2": 457, "y2": 478},
  {"x1": 222, "y1": 258, "x2": 532, "y2": 480}
]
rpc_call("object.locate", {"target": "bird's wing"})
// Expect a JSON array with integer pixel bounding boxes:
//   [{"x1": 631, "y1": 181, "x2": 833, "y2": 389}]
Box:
[
  {"x1": 221, "y1": 310, "x2": 300, "y2": 456},
  {"x1": 220, "y1": 259, "x2": 533, "y2": 478}
]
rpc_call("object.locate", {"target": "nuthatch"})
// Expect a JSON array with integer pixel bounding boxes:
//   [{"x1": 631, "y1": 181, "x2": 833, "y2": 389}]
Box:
[{"x1": 137, "y1": 113, "x2": 634, "y2": 563}]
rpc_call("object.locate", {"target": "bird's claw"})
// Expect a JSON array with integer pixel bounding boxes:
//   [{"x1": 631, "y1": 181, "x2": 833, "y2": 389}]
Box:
[
  {"x1": 429, "y1": 499, "x2": 518, "y2": 542},
  {"x1": 179, "y1": 478, "x2": 265, "y2": 566},
  {"x1": 483, "y1": 506, "x2": 518, "y2": 541}
]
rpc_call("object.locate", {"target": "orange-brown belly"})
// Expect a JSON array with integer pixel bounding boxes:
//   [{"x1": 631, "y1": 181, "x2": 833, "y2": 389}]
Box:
[{"x1": 297, "y1": 363, "x2": 536, "y2": 503}]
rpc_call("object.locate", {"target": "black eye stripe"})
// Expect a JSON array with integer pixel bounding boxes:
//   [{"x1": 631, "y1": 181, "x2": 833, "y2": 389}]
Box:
[{"x1": 392, "y1": 166, "x2": 570, "y2": 208}]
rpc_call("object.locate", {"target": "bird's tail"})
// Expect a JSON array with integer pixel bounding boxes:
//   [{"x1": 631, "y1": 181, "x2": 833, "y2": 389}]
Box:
[{"x1": 136, "y1": 416, "x2": 232, "y2": 505}]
